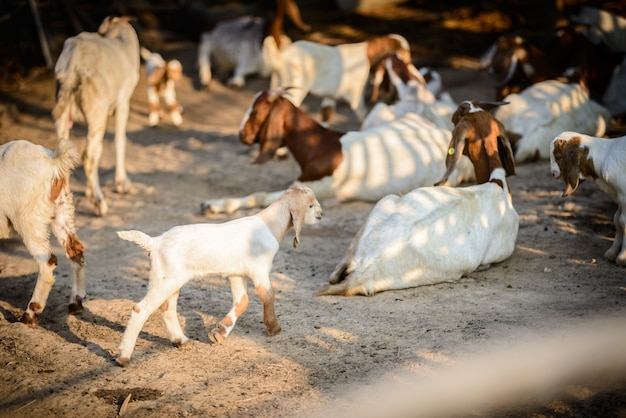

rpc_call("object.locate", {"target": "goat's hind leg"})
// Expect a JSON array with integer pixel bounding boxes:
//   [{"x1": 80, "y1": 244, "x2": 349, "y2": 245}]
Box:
[
  {"x1": 161, "y1": 290, "x2": 191, "y2": 348},
  {"x1": 113, "y1": 101, "x2": 132, "y2": 195},
  {"x1": 210, "y1": 275, "x2": 249, "y2": 344}
]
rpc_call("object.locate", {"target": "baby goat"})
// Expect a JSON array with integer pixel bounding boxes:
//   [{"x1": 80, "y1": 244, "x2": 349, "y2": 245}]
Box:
[
  {"x1": 200, "y1": 89, "x2": 475, "y2": 215},
  {"x1": 317, "y1": 100, "x2": 518, "y2": 296},
  {"x1": 115, "y1": 186, "x2": 322, "y2": 366},
  {"x1": 550, "y1": 131, "x2": 626, "y2": 266},
  {"x1": 262, "y1": 33, "x2": 414, "y2": 122},
  {"x1": 0, "y1": 137, "x2": 86, "y2": 324},
  {"x1": 53, "y1": 16, "x2": 140, "y2": 216},
  {"x1": 141, "y1": 47, "x2": 183, "y2": 127}
]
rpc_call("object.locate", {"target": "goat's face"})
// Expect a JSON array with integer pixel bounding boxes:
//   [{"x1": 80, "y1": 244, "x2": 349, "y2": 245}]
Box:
[
  {"x1": 480, "y1": 35, "x2": 534, "y2": 87},
  {"x1": 550, "y1": 133, "x2": 594, "y2": 197},
  {"x1": 285, "y1": 186, "x2": 323, "y2": 248},
  {"x1": 98, "y1": 16, "x2": 134, "y2": 38},
  {"x1": 239, "y1": 91, "x2": 273, "y2": 146}
]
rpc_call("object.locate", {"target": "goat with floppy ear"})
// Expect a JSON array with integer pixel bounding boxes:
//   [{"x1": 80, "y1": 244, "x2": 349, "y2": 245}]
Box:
[
  {"x1": 115, "y1": 186, "x2": 323, "y2": 367},
  {"x1": 550, "y1": 131, "x2": 626, "y2": 266}
]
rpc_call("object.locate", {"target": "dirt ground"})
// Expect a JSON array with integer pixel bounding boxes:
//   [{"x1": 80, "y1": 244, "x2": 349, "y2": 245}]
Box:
[{"x1": 1, "y1": 3, "x2": 626, "y2": 417}]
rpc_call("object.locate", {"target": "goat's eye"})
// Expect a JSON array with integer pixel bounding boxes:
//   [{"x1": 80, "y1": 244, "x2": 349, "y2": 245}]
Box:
[{"x1": 309, "y1": 204, "x2": 313, "y2": 208}]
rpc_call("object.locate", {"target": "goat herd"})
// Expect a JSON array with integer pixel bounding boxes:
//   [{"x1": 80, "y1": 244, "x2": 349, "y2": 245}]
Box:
[{"x1": 1, "y1": 5, "x2": 626, "y2": 369}]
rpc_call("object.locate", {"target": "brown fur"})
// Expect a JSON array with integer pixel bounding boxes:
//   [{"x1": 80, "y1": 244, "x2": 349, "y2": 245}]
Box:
[
  {"x1": 366, "y1": 35, "x2": 411, "y2": 67},
  {"x1": 50, "y1": 177, "x2": 65, "y2": 203},
  {"x1": 240, "y1": 91, "x2": 344, "y2": 182},
  {"x1": 551, "y1": 136, "x2": 596, "y2": 197}
]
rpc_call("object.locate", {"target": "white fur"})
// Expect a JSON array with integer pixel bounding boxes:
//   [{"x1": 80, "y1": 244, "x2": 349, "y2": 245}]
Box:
[
  {"x1": 53, "y1": 16, "x2": 140, "y2": 216},
  {"x1": 550, "y1": 131, "x2": 626, "y2": 266},
  {"x1": 201, "y1": 96, "x2": 475, "y2": 215},
  {"x1": 0, "y1": 137, "x2": 86, "y2": 324},
  {"x1": 115, "y1": 186, "x2": 322, "y2": 366},
  {"x1": 495, "y1": 77, "x2": 611, "y2": 163},
  {"x1": 197, "y1": 16, "x2": 291, "y2": 88}
]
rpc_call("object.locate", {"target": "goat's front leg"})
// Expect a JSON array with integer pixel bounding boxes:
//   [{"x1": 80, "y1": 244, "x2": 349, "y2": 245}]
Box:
[
  {"x1": 161, "y1": 290, "x2": 191, "y2": 348},
  {"x1": 255, "y1": 278, "x2": 281, "y2": 337},
  {"x1": 164, "y1": 80, "x2": 183, "y2": 127},
  {"x1": 117, "y1": 279, "x2": 182, "y2": 367},
  {"x1": 606, "y1": 207, "x2": 626, "y2": 266},
  {"x1": 114, "y1": 101, "x2": 132, "y2": 195},
  {"x1": 210, "y1": 275, "x2": 249, "y2": 344},
  {"x1": 21, "y1": 253, "x2": 57, "y2": 326},
  {"x1": 147, "y1": 84, "x2": 161, "y2": 127}
]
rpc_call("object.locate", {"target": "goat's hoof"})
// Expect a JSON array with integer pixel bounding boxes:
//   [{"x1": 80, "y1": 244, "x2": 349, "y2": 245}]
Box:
[
  {"x1": 209, "y1": 328, "x2": 227, "y2": 344},
  {"x1": 116, "y1": 178, "x2": 132, "y2": 195},
  {"x1": 116, "y1": 356, "x2": 131, "y2": 368},
  {"x1": 267, "y1": 325, "x2": 282, "y2": 336},
  {"x1": 20, "y1": 312, "x2": 37, "y2": 327},
  {"x1": 68, "y1": 300, "x2": 84, "y2": 316},
  {"x1": 175, "y1": 338, "x2": 192, "y2": 349}
]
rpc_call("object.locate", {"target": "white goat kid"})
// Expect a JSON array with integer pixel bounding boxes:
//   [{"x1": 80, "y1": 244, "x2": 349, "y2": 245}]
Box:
[
  {"x1": 262, "y1": 34, "x2": 414, "y2": 122},
  {"x1": 0, "y1": 137, "x2": 86, "y2": 324},
  {"x1": 53, "y1": 16, "x2": 140, "y2": 217},
  {"x1": 116, "y1": 186, "x2": 323, "y2": 367},
  {"x1": 317, "y1": 100, "x2": 518, "y2": 296},
  {"x1": 141, "y1": 47, "x2": 183, "y2": 127},
  {"x1": 200, "y1": 89, "x2": 475, "y2": 215},
  {"x1": 495, "y1": 69, "x2": 611, "y2": 163},
  {"x1": 550, "y1": 131, "x2": 626, "y2": 266}
]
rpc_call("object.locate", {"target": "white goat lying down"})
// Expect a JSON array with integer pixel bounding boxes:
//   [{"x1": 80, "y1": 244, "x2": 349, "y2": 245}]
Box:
[
  {"x1": 317, "y1": 100, "x2": 519, "y2": 296},
  {"x1": 200, "y1": 89, "x2": 475, "y2": 215},
  {"x1": 53, "y1": 16, "x2": 140, "y2": 216},
  {"x1": 141, "y1": 47, "x2": 184, "y2": 127},
  {"x1": 550, "y1": 131, "x2": 626, "y2": 266},
  {"x1": 361, "y1": 53, "x2": 457, "y2": 131},
  {"x1": 0, "y1": 137, "x2": 86, "y2": 324},
  {"x1": 494, "y1": 69, "x2": 611, "y2": 163},
  {"x1": 115, "y1": 186, "x2": 322, "y2": 367},
  {"x1": 262, "y1": 33, "x2": 415, "y2": 122}
]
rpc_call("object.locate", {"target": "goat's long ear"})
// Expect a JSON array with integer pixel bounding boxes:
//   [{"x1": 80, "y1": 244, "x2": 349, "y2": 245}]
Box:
[
  {"x1": 477, "y1": 101, "x2": 509, "y2": 112},
  {"x1": 435, "y1": 126, "x2": 467, "y2": 186},
  {"x1": 288, "y1": 189, "x2": 306, "y2": 248},
  {"x1": 562, "y1": 145, "x2": 583, "y2": 197},
  {"x1": 253, "y1": 99, "x2": 287, "y2": 164},
  {"x1": 496, "y1": 120, "x2": 516, "y2": 176}
]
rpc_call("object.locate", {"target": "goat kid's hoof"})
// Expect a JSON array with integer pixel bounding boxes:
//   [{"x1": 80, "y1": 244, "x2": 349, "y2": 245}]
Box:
[
  {"x1": 20, "y1": 312, "x2": 38, "y2": 327},
  {"x1": 116, "y1": 356, "x2": 131, "y2": 368},
  {"x1": 68, "y1": 298, "x2": 84, "y2": 316},
  {"x1": 209, "y1": 328, "x2": 227, "y2": 344},
  {"x1": 175, "y1": 337, "x2": 192, "y2": 349},
  {"x1": 267, "y1": 325, "x2": 282, "y2": 336}
]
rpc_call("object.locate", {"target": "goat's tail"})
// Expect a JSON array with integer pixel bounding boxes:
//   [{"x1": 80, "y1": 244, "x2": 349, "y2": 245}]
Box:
[
  {"x1": 117, "y1": 230, "x2": 155, "y2": 252},
  {"x1": 51, "y1": 137, "x2": 80, "y2": 179},
  {"x1": 52, "y1": 38, "x2": 79, "y2": 137}
]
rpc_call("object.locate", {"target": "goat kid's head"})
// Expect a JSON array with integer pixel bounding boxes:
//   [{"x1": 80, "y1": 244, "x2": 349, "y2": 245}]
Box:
[
  {"x1": 550, "y1": 132, "x2": 596, "y2": 197},
  {"x1": 98, "y1": 16, "x2": 135, "y2": 38},
  {"x1": 239, "y1": 89, "x2": 295, "y2": 164},
  {"x1": 436, "y1": 100, "x2": 515, "y2": 187},
  {"x1": 283, "y1": 186, "x2": 323, "y2": 248}
]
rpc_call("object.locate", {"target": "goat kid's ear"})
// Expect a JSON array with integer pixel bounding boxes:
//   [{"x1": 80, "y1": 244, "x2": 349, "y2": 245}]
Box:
[
  {"x1": 288, "y1": 196, "x2": 306, "y2": 249},
  {"x1": 435, "y1": 128, "x2": 467, "y2": 186},
  {"x1": 496, "y1": 120, "x2": 516, "y2": 176},
  {"x1": 477, "y1": 101, "x2": 510, "y2": 112}
]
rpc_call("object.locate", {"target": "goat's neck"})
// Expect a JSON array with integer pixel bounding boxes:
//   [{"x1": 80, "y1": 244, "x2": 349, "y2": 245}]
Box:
[
  {"x1": 284, "y1": 108, "x2": 344, "y2": 166},
  {"x1": 258, "y1": 201, "x2": 292, "y2": 243}
]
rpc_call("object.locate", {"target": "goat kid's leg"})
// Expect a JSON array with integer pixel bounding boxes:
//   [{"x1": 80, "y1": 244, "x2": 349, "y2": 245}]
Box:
[
  {"x1": 147, "y1": 85, "x2": 161, "y2": 127},
  {"x1": 252, "y1": 273, "x2": 281, "y2": 336},
  {"x1": 83, "y1": 124, "x2": 107, "y2": 216},
  {"x1": 320, "y1": 97, "x2": 336, "y2": 123},
  {"x1": 117, "y1": 279, "x2": 183, "y2": 367},
  {"x1": 22, "y1": 254, "x2": 57, "y2": 326},
  {"x1": 50, "y1": 191, "x2": 86, "y2": 315},
  {"x1": 210, "y1": 275, "x2": 249, "y2": 344},
  {"x1": 113, "y1": 102, "x2": 132, "y2": 195},
  {"x1": 164, "y1": 80, "x2": 183, "y2": 127},
  {"x1": 161, "y1": 290, "x2": 191, "y2": 348},
  {"x1": 606, "y1": 208, "x2": 626, "y2": 266}
]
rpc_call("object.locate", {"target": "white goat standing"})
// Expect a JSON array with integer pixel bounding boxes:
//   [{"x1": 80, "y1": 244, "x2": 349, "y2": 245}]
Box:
[
  {"x1": 53, "y1": 16, "x2": 140, "y2": 217},
  {"x1": 141, "y1": 47, "x2": 183, "y2": 127},
  {"x1": 317, "y1": 100, "x2": 518, "y2": 296},
  {"x1": 115, "y1": 186, "x2": 323, "y2": 367},
  {"x1": 494, "y1": 69, "x2": 611, "y2": 163},
  {"x1": 0, "y1": 137, "x2": 86, "y2": 324},
  {"x1": 200, "y1": 89, "x2": 475, "y2": 215},
  {"x1": 262, "y1": 33, "x2": 415, "y2": 122},
  {"x1": 550, "y1": 131, "x2": 626, "y2": 266}
]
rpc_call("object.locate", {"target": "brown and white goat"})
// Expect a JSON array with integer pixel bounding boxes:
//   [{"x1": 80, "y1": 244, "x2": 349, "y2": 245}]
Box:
[
  {"x1": 116, "y1": 186, "x2": 322, "y2": 366},
  {"x1": 0, "y1": 137, "x2": 86, "y2": 324},
  {"x1": 53, "y1": 16, "x2": 140, "y2": 216},
  {"x1": 200, "y1": 89, "x2": 475, "y2": 214},
  {"x1": 550, "y1": 131, "x2": 626, "y2": 266},
  {"x1": 262, "y1": 33, "x2": 414, "y2": 122},
  {"x1": 317, "y1": 100, "x2": 518, "y2": 296},
  {"x1": 141, "y1": 47, "x2": 184, "y2": 127}
]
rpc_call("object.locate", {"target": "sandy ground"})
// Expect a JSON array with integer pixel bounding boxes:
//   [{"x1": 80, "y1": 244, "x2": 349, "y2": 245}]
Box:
[{"x1": 1, "y1": 4, "x2": 626, "y2": 417}]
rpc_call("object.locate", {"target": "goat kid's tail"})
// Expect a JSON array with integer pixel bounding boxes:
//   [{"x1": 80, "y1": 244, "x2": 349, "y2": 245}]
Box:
[
  {"x1": 52, "y1": 37, "x2": 79, "y2": 137},
  {"x1": 117, "y1": 230, "x2": 155, "y2": 252},
  {"x1": 52, "y1": 137, "x2": 80, "y2": 179}
]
